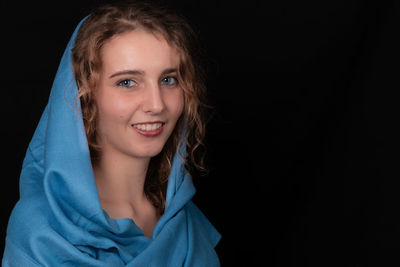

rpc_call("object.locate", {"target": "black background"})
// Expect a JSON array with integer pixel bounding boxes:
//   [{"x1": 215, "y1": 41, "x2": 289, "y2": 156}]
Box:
[{"x1": 1, "y1": 0, "x2": 399, "y2": 266}]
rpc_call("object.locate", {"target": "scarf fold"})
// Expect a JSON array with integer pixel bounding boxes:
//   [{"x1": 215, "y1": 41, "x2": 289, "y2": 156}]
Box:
[{"x1": 2, "y1": 18, "x2": 220, "y2": 267}]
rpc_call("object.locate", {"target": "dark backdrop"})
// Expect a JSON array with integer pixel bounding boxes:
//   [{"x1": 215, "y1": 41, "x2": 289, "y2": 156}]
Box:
[{"x1": 1, "y1": 0, "x2": 399, "y2": 266}]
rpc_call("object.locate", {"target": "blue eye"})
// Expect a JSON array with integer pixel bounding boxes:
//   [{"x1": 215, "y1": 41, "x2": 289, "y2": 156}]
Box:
[
  {"x1": 118, "y1": 79, "x2": 137, "y2": 88},
  {"x1": 161, "y1": 76, "x2": 178, "y2": 86}
]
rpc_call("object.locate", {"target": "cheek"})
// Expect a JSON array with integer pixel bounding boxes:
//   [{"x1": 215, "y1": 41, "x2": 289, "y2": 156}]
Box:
[
  {"x1": 167, "y1": 90, "x2": 185, "y2": 118},
  {"x1": 96, "y1": 92, "x2": 132, "y2": 123}
]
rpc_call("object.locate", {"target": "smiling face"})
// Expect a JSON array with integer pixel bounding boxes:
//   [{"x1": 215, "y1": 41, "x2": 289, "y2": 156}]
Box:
[{"x1": 94, "y1": 29, "x2": 184, "y2": 160}]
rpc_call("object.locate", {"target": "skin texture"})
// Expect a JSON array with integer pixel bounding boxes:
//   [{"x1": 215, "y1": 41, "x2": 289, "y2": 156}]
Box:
[{"x1": 93, "y1": 29, "x2": 184, "y2": 237}]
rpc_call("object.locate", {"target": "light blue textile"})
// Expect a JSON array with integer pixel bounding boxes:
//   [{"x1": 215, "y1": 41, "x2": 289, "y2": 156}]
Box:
[{"x1": 2, "y1": 19, "x2": 220, "y2": 266}]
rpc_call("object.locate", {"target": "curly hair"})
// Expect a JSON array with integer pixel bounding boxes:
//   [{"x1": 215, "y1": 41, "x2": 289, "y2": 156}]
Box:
[{"x1": 71, "y1": 0, "x2": 209, "y2": 214}]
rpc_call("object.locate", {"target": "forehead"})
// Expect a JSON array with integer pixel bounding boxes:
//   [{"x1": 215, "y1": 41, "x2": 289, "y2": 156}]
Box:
[{"x1": 100, "y1": 29, "x2": 180, "y2": 73}]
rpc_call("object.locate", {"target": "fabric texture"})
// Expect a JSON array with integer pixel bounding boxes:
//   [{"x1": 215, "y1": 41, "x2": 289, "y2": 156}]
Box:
[{"x1": 2, "y1": 19, "x2": 220, "y2": 267}]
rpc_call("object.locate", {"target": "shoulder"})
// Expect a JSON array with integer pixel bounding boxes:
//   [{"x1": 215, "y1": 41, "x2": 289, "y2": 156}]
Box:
[
  {"x1": 185, "y1": 201, "x2": 221, "y2": 248},
  {"x1": 5, "y1": 194, "x2": 51, "y2": 246},
  {"x1": 3, "y1": 195, "x2": 51, "y2": 266},
  {"x1": 3, "y1": 196, "x2": 103, "y2": 266}
]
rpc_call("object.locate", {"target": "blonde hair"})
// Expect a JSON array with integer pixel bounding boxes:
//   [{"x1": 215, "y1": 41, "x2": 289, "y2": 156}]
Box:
[{"x1": 71, "y1": 0, "x2": 208, "y2": 214}]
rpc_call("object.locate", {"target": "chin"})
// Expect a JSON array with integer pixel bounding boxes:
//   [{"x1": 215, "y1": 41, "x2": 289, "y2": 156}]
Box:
[{"x1": 131, "y1": 144, "x2": 165, "y2": 159}]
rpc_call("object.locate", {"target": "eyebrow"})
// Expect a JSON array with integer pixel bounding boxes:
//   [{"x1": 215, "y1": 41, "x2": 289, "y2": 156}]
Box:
[{"x1": 109, "y1": 68, "x2": 178, "y2": 79}]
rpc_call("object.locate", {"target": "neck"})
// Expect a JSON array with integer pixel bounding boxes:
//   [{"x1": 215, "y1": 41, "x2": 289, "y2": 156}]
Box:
[{"x1": 93, "y1": 145, "x2": 150, "y2": 205}]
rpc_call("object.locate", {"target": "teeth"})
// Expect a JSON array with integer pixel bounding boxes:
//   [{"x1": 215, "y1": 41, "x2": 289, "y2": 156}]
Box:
[{"x1": 134, "y1": 123, "x2": 162, "y2": 131}]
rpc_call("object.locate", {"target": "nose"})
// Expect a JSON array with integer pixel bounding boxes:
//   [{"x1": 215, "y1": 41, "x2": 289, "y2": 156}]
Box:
[{"x1": 142, "y1": 81, "x2": 165, "y2": 114}]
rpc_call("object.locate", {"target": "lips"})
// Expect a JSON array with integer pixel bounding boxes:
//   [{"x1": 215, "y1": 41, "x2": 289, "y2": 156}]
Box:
[{"x1": 132, "y1": 121, "x2": 165, "y2": 137}]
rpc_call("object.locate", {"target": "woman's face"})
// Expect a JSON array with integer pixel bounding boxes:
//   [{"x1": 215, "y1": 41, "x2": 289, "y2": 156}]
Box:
[{"x1": 94, "y1": 29, "x2": 184, "y2": 160}]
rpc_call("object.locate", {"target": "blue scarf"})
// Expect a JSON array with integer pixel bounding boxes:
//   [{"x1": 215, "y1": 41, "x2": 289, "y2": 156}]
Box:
[{"x1": 2, "y1": 19, "x2": 220, "y2": 266}]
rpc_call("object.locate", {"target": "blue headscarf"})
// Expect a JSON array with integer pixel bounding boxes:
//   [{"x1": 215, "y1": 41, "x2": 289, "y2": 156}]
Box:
[{"x1": 2, "y1": 18, "x2": 220, "y2": 266}]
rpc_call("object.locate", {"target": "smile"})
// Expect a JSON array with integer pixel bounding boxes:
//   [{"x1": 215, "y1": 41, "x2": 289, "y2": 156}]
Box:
[
  {"x1": 133, "y1": 122, "x2": 163, "y2": 131},
  {"x1": 132, "y1": 122, "x2": 165, "y2": 137}
]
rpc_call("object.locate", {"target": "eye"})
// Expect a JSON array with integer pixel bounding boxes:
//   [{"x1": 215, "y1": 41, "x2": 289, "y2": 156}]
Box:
[
  {"x1": 117, "y1": 79, "x2": 137, "y2": 88},
  {"x1": 161, "y1": 76, "x2": 178, "y2": 86}
]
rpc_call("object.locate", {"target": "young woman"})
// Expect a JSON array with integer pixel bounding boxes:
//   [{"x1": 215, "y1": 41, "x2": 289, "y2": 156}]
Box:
[{"x1": 2, "y1": 1, "x2": 220, "y2": 266}]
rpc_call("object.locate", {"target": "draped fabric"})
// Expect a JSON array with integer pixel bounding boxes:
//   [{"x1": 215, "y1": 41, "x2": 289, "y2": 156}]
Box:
[{"x1": 2, "y1": 19, "x2": 220, "y2": 267}]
